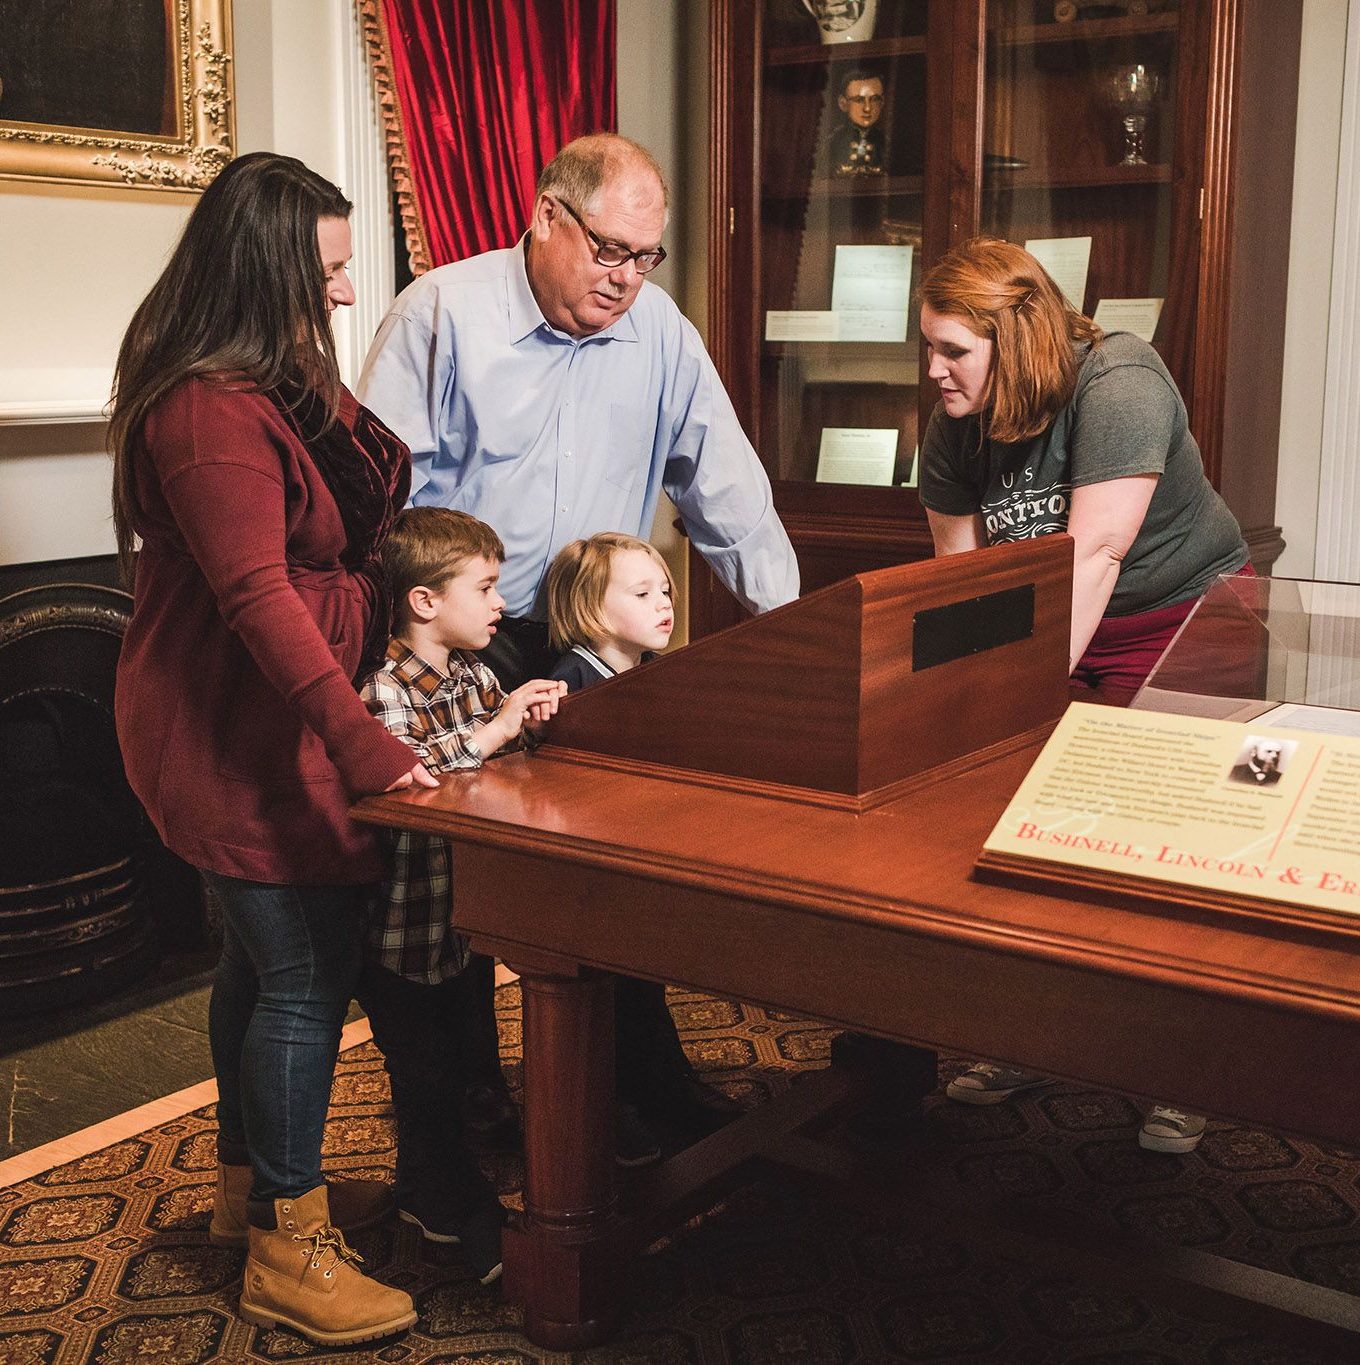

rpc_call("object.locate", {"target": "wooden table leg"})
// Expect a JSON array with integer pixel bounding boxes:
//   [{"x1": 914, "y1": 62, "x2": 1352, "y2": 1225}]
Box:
[{"x1": 502, "y1": 961, "x2": 622, "y2": 1349}]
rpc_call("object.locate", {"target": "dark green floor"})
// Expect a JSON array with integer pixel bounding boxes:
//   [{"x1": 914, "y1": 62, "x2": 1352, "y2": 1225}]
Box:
[
  {"x1": 0, "y1": 946, "x2": 376, "y2": 1164},
  {"x1": 0, "y1": 948, "x2": 218, "y2": 1163}
]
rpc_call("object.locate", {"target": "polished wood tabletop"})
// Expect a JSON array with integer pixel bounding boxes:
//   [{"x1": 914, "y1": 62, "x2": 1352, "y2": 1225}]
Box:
[{"x1": 362, "y1": 735, "x2": 1360, "y2": 1150}]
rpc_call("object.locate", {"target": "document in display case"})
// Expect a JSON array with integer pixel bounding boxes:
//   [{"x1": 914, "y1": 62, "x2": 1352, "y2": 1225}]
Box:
[
  {"x1": 831, "y1": 244, "x2": 912, "y2": 342},
  {"x1": 1092, "y1": 297, "x2": 1164, "y2": 342},
  {"x1": 1023, "y1": 235, "x2": 1092, "y2": 312},
  {"x1": 815, "y1": 427, "x2": 898, "y2": 486}
]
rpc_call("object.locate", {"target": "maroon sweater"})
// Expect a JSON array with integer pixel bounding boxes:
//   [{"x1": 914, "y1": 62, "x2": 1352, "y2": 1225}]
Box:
[{"x1": 115, "y1": 379, "x2": 416, "y2": 884}]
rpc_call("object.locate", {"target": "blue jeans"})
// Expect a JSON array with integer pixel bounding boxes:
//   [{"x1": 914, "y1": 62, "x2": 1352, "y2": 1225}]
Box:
[{"x1": 204, "y1": 872, "x2": 370, "y2": 1210}]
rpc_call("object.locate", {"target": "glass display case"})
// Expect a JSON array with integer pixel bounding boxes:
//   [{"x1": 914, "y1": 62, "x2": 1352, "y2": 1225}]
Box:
[
  {"x1": 1136, "y1": 575, "x2": 1360, "y2": 727},
  {"x1": 982, "y1": 1, "x2": 1189, "y2": 369},
  {"x1": 755, "y1": 0, "x2": 1195, "y2": 497},
  {"x1": 699, "y1": 0, "x2": 1298, "y2": 637},
  {"x1": 758, "y1": 2, "x2": 929, "y2": 492}
]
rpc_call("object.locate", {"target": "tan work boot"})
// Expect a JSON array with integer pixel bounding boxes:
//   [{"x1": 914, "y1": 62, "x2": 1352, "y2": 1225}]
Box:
[
  {"x1": 238, "y1": 1186, "x2": 416, "y2": 1345},
  {"x1": 209, "y1": 1163, "x2": 393, "y2": 1248}
]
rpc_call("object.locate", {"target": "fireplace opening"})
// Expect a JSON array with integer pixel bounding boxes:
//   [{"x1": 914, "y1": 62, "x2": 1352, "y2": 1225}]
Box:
[{"x1": 0, "y1": 577, "x2": 204, "y2": 1017}]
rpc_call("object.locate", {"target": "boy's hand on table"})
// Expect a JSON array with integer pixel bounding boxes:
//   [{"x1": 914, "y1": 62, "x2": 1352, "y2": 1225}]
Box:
[
  {"x1": 384, "y1": 762, "x2": 439, "y2": 792},
  {"x1": 502, "y1": 679, "x2": 568, "y2": 735}
]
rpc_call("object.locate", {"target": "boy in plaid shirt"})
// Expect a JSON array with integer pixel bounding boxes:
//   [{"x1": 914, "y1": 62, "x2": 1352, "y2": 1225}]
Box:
[{"x1": 358, "y1": 507, "x2": 564, "y2": 1281}]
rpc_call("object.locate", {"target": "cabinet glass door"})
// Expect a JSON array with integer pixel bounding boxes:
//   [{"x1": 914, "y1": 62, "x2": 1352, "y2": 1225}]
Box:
[
  {"x1": 982, "y1": 1, "x2": 1188, "y2": 373},
  {"x1": 757, "y1": 0, "x2": 930, "y2": 494}
]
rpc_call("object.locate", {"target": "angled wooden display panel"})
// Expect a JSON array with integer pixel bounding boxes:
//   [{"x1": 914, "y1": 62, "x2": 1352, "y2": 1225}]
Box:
[{"x1": 543, "y1": 536, "x2": 1073, "y2": 808}]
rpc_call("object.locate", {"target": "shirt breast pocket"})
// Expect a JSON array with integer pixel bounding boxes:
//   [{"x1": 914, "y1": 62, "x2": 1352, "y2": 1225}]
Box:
[{"x1": 603, "y1": 402, "x2": 648, "y2": 492}]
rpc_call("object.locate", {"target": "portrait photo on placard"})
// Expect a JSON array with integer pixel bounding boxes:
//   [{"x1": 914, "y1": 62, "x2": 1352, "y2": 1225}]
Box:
[{"x1": 1226, "y1": 734, "x2": 1296, "y2": 788}]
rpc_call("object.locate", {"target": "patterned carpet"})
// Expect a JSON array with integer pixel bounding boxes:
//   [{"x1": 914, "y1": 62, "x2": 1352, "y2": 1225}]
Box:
[{"x1": 1, "y1": 984, "x2": 1358, "y2": 1364}]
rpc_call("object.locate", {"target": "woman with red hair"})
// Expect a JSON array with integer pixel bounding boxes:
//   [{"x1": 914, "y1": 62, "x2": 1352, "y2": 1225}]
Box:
[
  {"x1": 917, "y1": 237, "x2": 1248, "y2": 1150},
  {"x1": 918, "y1": 236, "x2": 1247, "y2": 698}
]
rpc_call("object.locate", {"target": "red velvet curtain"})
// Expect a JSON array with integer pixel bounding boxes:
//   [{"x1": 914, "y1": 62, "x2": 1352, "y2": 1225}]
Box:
[{"x1": 377, "y1": 0, "x2": 617, "y2": 270}]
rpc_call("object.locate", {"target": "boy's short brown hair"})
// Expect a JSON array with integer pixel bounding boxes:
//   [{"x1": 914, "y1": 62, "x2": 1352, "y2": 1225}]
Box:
[
  {"x1": 545, "y1": 532, "x2": 673, "y2": 653},
  {"x1": 383, "y1": 506, "x2": 505, "y2": 629}
]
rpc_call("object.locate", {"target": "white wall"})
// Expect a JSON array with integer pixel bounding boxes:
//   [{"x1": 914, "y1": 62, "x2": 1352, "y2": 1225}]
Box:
[
  {"x1": 234, "y1": 0, "x2": 393, "y2": 383},
  {"x1": 1274, "y1": 0, "x2": 1350, "y2": 577},
  {"x1": 616, "y1": 0, "x2": 707, "y2": 638},
  {"x1": 615, "y1": 0, "x2": 711, "y2": 332},
  {"x1": 0, "y1": 177, "x2": 190, "y2": 561},
  {"x1": 0, "y1": 0, "x2": 389, "y2": 568},
  {"x1": 1312, "y1": 0, "x2": 1360, "y2": 582},
  {"x1": 616, "y1": 0, "x2": 686, "y2": 304}
]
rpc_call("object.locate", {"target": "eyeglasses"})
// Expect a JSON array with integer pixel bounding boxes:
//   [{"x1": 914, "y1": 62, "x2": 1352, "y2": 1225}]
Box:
[
  {"x1": 554, "y1": 197, "x2": 667, "y2": 274},
  {"x1": 844, "y1": 94, "x2": 884, "y2": 107}
]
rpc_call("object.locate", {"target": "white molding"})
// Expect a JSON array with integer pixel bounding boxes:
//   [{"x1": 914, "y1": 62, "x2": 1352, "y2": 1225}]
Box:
[
  {"x1": 335, "y1": 0, "x2": 395, "y2": 388},
  {"x1": 1315, "y1": 0, "x2": 1360, "y2": 582},
  {"x1": 0, "y1": 368, "x2": 113, "y2": 427},
  {"x1": 0, "y1": 401, "x2": 108, "y2": 426}
]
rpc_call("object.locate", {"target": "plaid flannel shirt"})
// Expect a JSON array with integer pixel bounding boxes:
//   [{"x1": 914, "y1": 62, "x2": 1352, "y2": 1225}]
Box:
[{"x1": 360, "y1": 639, "x2": 520, "y2": 984}]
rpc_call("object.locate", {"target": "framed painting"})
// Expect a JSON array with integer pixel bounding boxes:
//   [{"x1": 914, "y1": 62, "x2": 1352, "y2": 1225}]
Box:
[{"x1": 0, "y1": 0, "x2": 233, "y2": 192}]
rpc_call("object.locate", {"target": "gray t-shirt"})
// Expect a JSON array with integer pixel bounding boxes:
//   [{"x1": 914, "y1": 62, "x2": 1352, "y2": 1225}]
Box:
[{"x1": 919, "y1": 332, "x2": 1246, "y2": 616}]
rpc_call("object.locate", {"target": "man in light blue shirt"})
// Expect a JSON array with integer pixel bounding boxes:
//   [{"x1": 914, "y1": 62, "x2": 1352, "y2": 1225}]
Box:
[
  {"x1": 357, "y1": 132, "x2": 799, "y2": 689},
  {"x1": 357, "y1": 133, "x2": 792, "y2": 1161}
]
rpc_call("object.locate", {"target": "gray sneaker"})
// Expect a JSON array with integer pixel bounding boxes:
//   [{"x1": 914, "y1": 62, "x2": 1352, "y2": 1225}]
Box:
[
  {"x1": 1139, "y1": 1105, "x2": 1207, "y2": 1153},
  {"x1": 945, "y1": 1063, "x2": 1054, "y2": 1106}
]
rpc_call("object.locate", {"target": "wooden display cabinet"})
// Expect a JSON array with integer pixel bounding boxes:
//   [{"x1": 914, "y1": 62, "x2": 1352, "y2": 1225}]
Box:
[{"x1": 694, "y1": 0, "x2": 1301, "y2": 638}]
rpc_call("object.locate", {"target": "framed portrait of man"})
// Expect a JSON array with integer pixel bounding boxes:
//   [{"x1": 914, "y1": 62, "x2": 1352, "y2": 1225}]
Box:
[{"x1": 0, "y1": 0, "x2": 234, "y2": 192}]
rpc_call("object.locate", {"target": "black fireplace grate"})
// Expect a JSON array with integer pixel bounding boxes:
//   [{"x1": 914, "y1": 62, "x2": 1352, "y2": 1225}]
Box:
[{"x1": 0, "y1": 583, "x2": 161, "y2": 1015}]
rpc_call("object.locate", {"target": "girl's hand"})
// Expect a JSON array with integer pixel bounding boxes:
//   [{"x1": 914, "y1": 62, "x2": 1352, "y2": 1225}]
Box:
[{"x1": 384, "y1": 761, "x2": 439, "y2": 792}]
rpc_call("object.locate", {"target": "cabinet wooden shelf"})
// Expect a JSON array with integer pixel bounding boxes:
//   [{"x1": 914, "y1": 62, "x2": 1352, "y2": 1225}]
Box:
[
  {"x1": 769, "y1": 8, "x2": 1178, "y2": 64},
  {"x1": 984, "y1": 163, "x2": 1173, "y2": 189},
  {"x1": 989, "y1": 13, "x2": 1180, "y2": 47},
  {"x1": 762, "y1": 174, "x2": 925, "y2": 202},
  {"x1": 766, "y1": 35, "x2": 928, "y2": 67},
  {"x1": 762, "y1": 340, "x2": 916, "y2": 360},
  {"x1": 776, "y1": 485, "x2": 927, "y2": 522}
]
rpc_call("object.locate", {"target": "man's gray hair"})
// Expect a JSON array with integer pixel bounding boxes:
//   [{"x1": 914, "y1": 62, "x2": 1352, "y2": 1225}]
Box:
[{"x1": 536, "y1": 133, "x2": 670, "y2": 218}]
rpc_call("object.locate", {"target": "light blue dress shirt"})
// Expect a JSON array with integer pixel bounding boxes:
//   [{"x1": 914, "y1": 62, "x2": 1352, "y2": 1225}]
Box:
[{"x1": 356, "y1": 242, "x2": 799, "y2": 620}]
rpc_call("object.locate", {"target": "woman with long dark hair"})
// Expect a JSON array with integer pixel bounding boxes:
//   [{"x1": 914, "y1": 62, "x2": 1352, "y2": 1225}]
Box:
[{"x1": 112, "y1": 152, "x2": 435, "y2": 1346}]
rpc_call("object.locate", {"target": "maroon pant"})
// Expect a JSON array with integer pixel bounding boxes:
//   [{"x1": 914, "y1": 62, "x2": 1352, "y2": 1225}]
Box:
[{"x1": 1072, "y1": 563, "x2": 1255, "y2": 694}]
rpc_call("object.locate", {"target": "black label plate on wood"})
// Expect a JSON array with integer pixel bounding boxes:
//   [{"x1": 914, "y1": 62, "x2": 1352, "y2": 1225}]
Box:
[{"x1": 912, "y1": 584, "x2": 1035, "y2": 671}]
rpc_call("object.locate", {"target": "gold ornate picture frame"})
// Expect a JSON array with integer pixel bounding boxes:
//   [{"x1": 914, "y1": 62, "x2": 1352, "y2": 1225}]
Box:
[{"x1": 0, "y1": 0, "x2": 234, "y2": 193}]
